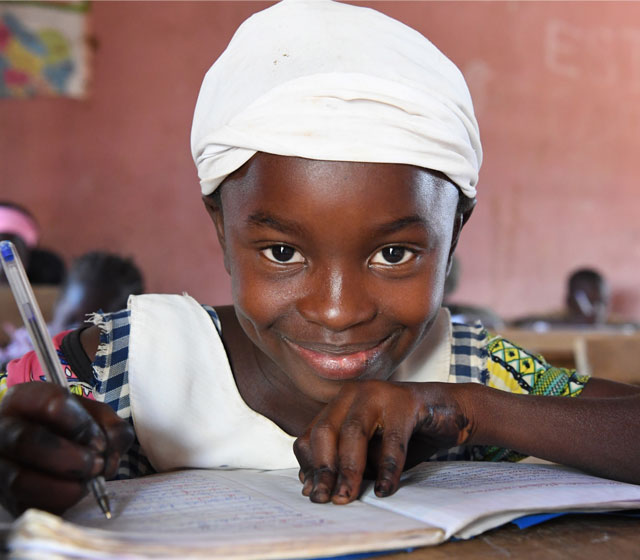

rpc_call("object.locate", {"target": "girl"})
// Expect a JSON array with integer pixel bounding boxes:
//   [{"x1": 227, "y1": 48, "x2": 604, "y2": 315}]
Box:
[{"x1": 1, "y1": 0, "x2": 639, "y2": 517}]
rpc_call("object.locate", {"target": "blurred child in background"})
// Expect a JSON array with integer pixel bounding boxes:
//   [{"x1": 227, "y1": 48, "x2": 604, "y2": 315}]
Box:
[
  {"x1": 0, "y1": 202, "x2": 65, "y2": 286},
  {"x1": 0, "y1": 251, "x2": 144, "y2": 369}
]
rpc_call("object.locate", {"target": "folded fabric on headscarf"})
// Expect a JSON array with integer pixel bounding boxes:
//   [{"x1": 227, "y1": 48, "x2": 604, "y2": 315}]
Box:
[{"x1": 191, "y1": 0, "x2": 482, "y2": 198}]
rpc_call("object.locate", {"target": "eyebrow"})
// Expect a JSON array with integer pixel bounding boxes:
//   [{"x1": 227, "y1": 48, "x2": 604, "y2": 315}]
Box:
[
  {"x1": 373, "y1": 215, "x2": 428, "y2": 235},
  {"x1": 247, "y1": 212, "x2": 428, "y2": 237},
  {"x1": 246, "y1": 212, "x2": 428, "y2": 238},
  {"x1": 246, "y1": 212, "x2": 308, "y2": 236}
]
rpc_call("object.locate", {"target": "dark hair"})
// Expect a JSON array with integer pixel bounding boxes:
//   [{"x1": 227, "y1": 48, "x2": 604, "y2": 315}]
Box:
[
  {"x1": 27, "y1": 248, "x2": 66, "y2": 284},
  {"x1": 444, "y1": 255, "x2": 461, "y2": 297},
  {"x1": 207, "y1": 187, "x2": 223, "y2": 208},
  {"x1": 66, "y1": 251, "x2": 145, "y2": 312},
  {"x1": 568, "y1": 267, "x2": 606, "y2": 292},
  {"x1": 456, "y1": 193, "x2": 475, "y2": 215}
]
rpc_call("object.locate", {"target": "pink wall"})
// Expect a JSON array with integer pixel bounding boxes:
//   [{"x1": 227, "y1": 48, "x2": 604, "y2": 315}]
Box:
[{"x1": 2, "y1": 1, "x2": 639, "y2": 319}]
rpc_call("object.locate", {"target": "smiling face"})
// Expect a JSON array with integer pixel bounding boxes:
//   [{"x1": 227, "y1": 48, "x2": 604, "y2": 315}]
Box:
[{"x1": 206, "y1": 153, "x2": 467, "y2": 405}]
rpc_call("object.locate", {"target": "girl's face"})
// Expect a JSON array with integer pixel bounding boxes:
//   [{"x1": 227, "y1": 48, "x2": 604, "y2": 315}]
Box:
[{"x1": 208, "y1": 153, "x2": 464, "y2": 404}]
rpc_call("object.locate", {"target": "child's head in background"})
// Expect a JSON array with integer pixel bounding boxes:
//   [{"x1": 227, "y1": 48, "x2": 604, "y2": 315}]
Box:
[
  {"x1": 0, "y1": 202, "x2": 66, "y2": 285},
  {"x1": 192, "y1": 0, "x2": 481, "y2": 403},
  {"x1": 50, "y1": 251, "x2": 145, "y2": 333},
  {"x1": 566, "y1": 267, "x2": 610, "y2": 325}
]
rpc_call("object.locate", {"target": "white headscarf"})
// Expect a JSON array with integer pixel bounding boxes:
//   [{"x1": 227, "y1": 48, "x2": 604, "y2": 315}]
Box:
[{"x1": 191, "y1": 0, "x2": 481, "y2": 198}]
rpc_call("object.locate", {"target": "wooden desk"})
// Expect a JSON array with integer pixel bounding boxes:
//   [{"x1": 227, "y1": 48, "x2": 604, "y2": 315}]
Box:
[
  {"x1": 497, "y1": 328, "x2": 580, "y2": 369},
  {"x1": 384, "y1": 514, "x2": 640, "y2": 559},
  {"x1": 0, "y1": 285, "x2": 59, "y2": 324},
  {"x1": 0, "y1": 285, "x2": 59, "y2": 346},
  {"x1": 497, "y1": 328, "x2": 640, "y2": 382}
]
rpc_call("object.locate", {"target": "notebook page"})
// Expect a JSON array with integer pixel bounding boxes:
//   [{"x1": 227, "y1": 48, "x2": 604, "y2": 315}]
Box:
[
  {"x1": 8, "y1": 468, "x2": 443, "y2": 559},
  {"x1": 361, "y1": 461, "x2": 640, "y2": 539}
]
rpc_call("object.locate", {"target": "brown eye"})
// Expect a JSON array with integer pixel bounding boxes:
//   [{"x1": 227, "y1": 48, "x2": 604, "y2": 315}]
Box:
[
  {"x1": 261, "y1": 245, "x2": 304, "y2": 264},
  {"x1": 370, "y1": 246, "x2": 413, "y2": 266}
]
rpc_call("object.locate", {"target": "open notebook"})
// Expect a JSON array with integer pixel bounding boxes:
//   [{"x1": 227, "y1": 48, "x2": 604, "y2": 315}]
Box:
[{"x1": 4, "y1": 461, "x2": 640, "y2": 559}]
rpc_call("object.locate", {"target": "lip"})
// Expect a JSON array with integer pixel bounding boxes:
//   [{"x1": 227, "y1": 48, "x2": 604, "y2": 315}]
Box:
[{"x1": 283, "y1": 334, "x2": 396, "y2": 381}]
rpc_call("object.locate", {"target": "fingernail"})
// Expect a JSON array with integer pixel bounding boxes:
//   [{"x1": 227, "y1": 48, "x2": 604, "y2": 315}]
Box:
[
  {"x1": 375, "y1": 480, "x2": 391, "y2": 496},
  {"x1": 91, "y1": 455, "x2": 105, "y2": 477},
  {"x1": 302, "y1": 477, "x2": 313, "y2": 496},
  {"x1": 310, "y1": 487, "x2": 330, "y2": 503},
  {"x1": 333, "y1": 485, "x2": 351, "y2": 502},
  {"x1": 88, "y1": 426, "x2": 107, "y2": 452},
  {"x1": 104, "y1": 453, "x2": 120, "y2": 479}
]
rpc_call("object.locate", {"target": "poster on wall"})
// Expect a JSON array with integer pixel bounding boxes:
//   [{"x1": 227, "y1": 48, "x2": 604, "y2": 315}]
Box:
[{"x1": 0, "y1": 1, "x2": 90, "y2": 98}]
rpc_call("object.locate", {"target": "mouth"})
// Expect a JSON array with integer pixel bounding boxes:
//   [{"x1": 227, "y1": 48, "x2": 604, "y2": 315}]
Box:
[{"x1": 283, "y1": 333, "x2": 397, "y2": 381}]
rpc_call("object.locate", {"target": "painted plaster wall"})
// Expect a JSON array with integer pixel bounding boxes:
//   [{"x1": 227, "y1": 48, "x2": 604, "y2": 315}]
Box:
[{"x1": 1, "y1": 1, "x2": 639, "y2": 319}]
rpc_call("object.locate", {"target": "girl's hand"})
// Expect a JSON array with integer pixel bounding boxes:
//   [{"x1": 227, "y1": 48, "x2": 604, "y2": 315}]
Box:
[
  {"x1": 293, "y1": 380, "x2": 474, "y2": 504},
  {"x1": 0, "y1": 382, "x2": 134, "y2": 517}
]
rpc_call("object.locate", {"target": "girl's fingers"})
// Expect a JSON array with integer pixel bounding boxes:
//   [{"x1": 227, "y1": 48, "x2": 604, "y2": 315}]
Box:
[
  {"x1": 1, "y1": 384, "x2": 134, "y2": 482},
  {"x1": 0, "y1": 383, "x2": 134, "y2": 517},
  {"x1": 293, "y1": 430, "x2": 314, "y2": 495},
  {"x1": 80, "y1": 398, "x2": 134, "y2": 479},
  {"x1": 295, "y1": 382, "x2": 419, "y2": 504},
  {"x1": 332, "y1": 400, "x2": 379, "y2": 504},
  {"x1": 294, "y1": 399, "x2": 352, "y2": 503},
  {"x1": 373, "y1": 425, "x2": 411, "y2": 497},
  {"x1": 0, "y1": 458, "x2": 88, "y2": 517},
  {"x1": 0, "y1": 384, "x2": 106, "y2": 452},
  {"x1": 307, "y1": 417, "x2": 340, "y2": 503},
  {"x1": 0, "y1": 416, "x2": 103, "y2": 479}
]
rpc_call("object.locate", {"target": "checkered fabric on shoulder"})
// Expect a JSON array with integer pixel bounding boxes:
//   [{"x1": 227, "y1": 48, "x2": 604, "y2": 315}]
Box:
[{"x1": 449, "y1": 321, "x2": 491, "y2": 384}]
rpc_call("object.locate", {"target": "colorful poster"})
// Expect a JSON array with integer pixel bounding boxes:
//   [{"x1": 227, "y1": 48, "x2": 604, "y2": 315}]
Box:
[{"x1": 0, "y1": 1, "x2": 90, "y2": 98}]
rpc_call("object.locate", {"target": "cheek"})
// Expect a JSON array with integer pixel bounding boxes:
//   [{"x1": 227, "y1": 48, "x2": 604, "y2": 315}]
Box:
[
  {"x1": 386, "y1": 247, "x2": 448, "y2": 310},
  {"x1": 228, "y1": 253, "x2": 293, "y2": 331},
  {"x1": 379, "y1": 274, "x2": 443, "y2": 330}
]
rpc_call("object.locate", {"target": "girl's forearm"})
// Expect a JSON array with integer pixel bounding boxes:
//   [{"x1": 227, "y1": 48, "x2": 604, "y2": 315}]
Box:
[{"x1": 463, "y1": 383, "x2": 640, "y2": 484}]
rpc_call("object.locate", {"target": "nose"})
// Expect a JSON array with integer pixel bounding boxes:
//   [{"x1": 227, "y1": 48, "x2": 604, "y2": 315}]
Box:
[{"x1": 296, "y1": 263, "x2": 377, "y2": 332}]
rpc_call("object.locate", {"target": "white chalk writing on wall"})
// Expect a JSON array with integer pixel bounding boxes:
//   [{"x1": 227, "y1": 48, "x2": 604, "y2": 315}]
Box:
[{"x1": 545, "y1": 19, "x2": 640, "y2": 91}]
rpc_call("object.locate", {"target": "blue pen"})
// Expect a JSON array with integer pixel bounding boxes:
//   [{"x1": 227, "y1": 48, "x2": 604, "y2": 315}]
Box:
[{"x1": 0, "y1": 240, "x2": 111, "y2": 519}]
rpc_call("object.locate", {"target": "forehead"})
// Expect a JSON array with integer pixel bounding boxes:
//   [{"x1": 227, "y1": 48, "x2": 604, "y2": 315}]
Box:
[{"x1": 218, "y1": 153, "x2": 460, "y2": 230}]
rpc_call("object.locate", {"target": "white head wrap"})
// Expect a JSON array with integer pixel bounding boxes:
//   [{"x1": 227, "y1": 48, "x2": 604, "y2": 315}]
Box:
[{"x1": 191, "y1": 0, "x2": 482, "y2": 198}]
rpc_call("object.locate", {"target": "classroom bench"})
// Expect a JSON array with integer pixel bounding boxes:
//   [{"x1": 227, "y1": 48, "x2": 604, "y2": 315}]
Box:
[
  {"x1": 0, "y1": 285, "x2": 59, "y2": 346},
  {"x1": 497, "y1": 328, "x2": 640, "y2": 385}
]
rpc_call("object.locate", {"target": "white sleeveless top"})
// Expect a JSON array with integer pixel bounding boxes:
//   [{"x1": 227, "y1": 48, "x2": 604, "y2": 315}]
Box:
[{"x1": 127, "y1": 294, "x2": 453, "y2": 472}]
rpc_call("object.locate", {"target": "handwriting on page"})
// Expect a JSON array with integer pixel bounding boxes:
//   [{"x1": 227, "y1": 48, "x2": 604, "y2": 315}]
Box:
[
  {"x1": 65, "y1": 470, "x2": 328, "y2": 535},
  {"x1": 402, "y1": 462, "x2": 625, "y2": 494},
  {"x1": 361, "y1": 461, "x2": 640, "y2": 541},
  {"x1": 61, "y1": 468, "x2": 435, "y2": 549}
]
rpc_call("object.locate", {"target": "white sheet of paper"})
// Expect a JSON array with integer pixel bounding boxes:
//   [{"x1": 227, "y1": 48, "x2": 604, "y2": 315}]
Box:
[
  {"x1": 44, "y1": 468, "x2": 441, "y2": 558},
  {"x1": 6, "y1": 461, "x2": 640, "y2": 559},
  {"x1": 361, "y1": 461, "x2": 640, "y2": 539}
]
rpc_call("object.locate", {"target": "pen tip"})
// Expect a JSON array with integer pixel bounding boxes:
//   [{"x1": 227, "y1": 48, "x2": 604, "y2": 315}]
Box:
[
  {"x1": 99, "y1": 494, "x2": 112, "y2": 519},
  {"x1": 91, "y1": 477, "x2": 113, "y2": 519}
]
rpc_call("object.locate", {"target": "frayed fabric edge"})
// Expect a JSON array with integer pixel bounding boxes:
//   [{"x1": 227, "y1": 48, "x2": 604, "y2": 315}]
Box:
[{"x1": 86, "y1": 311, "x2": 112, "y2": 393}]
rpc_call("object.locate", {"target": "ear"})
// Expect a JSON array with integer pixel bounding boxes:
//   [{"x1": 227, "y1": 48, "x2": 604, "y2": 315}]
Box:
[
  {"x1": 446, "y1": 197, "x2": 476, "y2": 275},
  {"x1": 202, "y1": 195, "x2": 230, "y2": 273}
]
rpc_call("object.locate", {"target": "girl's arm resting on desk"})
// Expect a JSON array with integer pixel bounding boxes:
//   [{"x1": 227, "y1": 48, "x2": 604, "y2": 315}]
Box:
[
  {"x1": 294, "y1": 378, "x2": 640, "y2": 505},
  {"x1": 468, "y1": 378, "x2": 640, "y2": 483}
]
